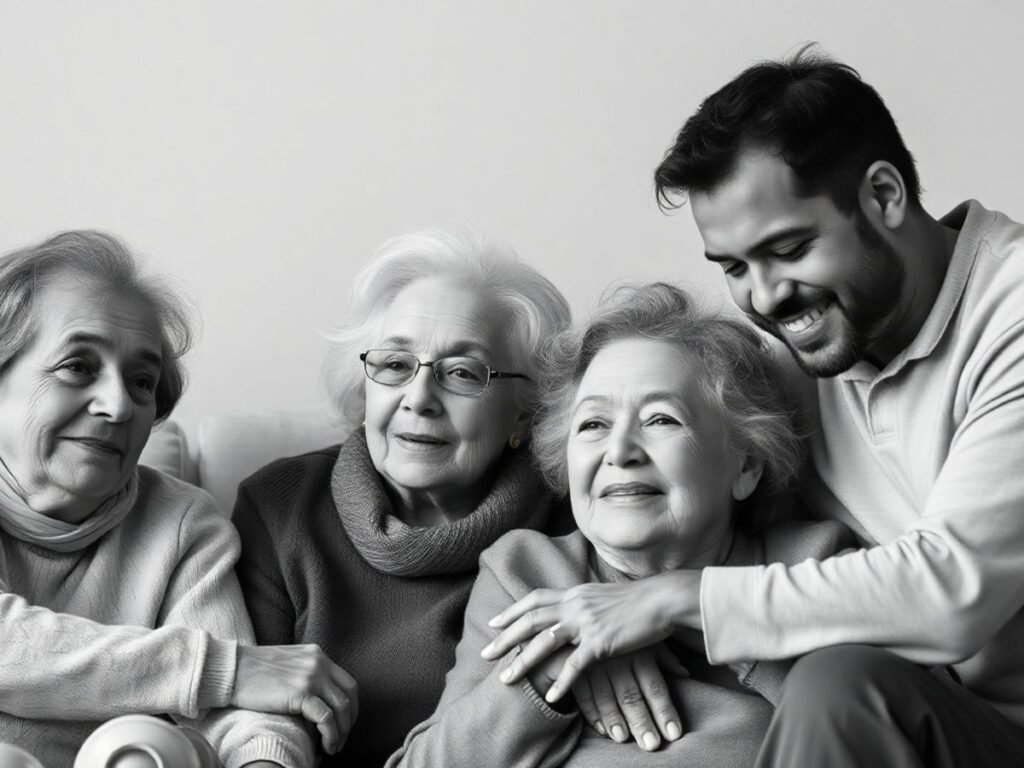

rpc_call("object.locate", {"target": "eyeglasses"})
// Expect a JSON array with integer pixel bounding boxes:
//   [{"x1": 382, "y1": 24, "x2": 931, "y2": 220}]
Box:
[{"x1": 360, "y1": 349, "x2": 530, "y2": 397}]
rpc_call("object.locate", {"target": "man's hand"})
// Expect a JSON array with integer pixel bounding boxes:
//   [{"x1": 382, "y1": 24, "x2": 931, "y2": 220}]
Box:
[{"x1": 484, "y1": 570, "x2": 702, "y2": 701}]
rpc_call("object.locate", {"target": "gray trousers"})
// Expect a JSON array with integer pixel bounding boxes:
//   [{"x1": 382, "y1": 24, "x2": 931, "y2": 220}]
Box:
[{"x1": 755, "y1": 645, "x2": 1024, "y2": 767}]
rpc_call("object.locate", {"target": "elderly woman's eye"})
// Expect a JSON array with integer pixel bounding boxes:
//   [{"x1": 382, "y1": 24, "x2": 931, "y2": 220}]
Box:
[
  {"x1": 448, "y1": 365, "x2": 485, "y2": 382},
  {"x1": 57, "y1": 359, "x2": 92, "y2": 377},
  {"x1": 577, "y1": 419, "x2": 607, "y2": 432},
  {"x1": 382, "y1": 357, "x2": 413, "y2": 372},
  {"x1": 647, "y1": 414, "x2": 680, "y2": 427}
]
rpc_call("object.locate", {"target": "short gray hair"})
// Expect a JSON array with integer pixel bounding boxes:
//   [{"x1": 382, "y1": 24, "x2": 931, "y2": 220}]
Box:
[
  {"x1": 532, "y1": 282, "x2": 803, "y2": 531},
  {"x1": 323, "y1": 228, "x2": 571, "y2": 435},
  {"x1": 0, "y1": 230, "x2": 195, "y2": 422}
]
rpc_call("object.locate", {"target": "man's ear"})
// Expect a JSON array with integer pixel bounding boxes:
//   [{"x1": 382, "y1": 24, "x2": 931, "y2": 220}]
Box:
[
  {"x1": 731, "y1": 453, "x2": 764, "y2": 502},
  {"x1": 858, "y1": 160, "x2": 908, "y2": 231}
]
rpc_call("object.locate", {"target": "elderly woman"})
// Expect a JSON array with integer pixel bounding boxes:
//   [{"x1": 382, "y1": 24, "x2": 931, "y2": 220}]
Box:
[
  {"x1": 232, "y1": 229, "x2": 590, "y2": 766},
  {"x1": 0, "y1": 231, "x2": 354, "y2": 768},
  {"x1": 386, "y1": 283, "x2": 855, "y2": 768}
]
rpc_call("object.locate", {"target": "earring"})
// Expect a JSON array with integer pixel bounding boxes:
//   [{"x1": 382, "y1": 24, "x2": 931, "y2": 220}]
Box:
[{"x1": 508, "y1": 434, "x2": 521, "y2": 450}]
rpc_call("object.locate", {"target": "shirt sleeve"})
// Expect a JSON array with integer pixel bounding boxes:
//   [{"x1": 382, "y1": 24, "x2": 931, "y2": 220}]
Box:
[
  {"x1": 165, "y1": 491, "x2": 315, "y2": 768},
  {"x1": 0, "y1": 580, "x2": 231, "y2": 719},
  {"x1": 385, "y1": 557, "x2": 579, "y2": 768},
  {"x1": 701, "y1": 320, "x2": 1024, "y2": 667}
]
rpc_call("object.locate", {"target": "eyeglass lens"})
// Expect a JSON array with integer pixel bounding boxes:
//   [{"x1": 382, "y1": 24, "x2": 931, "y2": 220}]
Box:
[{"x1": 363, "y1": 350, "x2": 490, "y2": 395}]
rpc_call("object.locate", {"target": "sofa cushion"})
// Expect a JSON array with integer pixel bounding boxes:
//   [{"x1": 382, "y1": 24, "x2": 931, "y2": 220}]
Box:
[
  {"x1": 197, "y1": 408, "x2": 347, "y2": 516},
  {"x1": 139, "y1": 420, "x2": 194, "y2": 483}
]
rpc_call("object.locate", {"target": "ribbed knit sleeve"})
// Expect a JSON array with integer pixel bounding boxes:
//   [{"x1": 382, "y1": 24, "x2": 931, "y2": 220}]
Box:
[
  {"x1": 160, "y1": 485, "x2": 314, "y2": 768},
  {"x1": 386, "y1": 553, "x2": 579, "y2": 768}
]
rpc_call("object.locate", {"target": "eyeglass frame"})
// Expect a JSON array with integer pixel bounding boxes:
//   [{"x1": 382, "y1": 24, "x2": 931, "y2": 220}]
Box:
[{"x1": 359, "y1": 349, "x2": 531, "y2": 397}]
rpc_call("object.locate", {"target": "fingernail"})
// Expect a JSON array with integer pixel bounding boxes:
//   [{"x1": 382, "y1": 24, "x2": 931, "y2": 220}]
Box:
[
  {"x1": 594, "y1": 721, "x2": 606, "y2": 736},
  {"x1": 611, "y1": 725, "x2": 626, "y2": 742},
  {"x1": 666, "y1": 721, "x2": 682, "y2": 740},
  {"x1": 488, "y1": 616, "x2": 501, "y2": 627},
  {"x1": 499, "y1": 668, "x2": 512, "y2": 683},
  {"x1": 481, "y1": 643, "x2": 493, "y2": 657},
  {"x1": 545, "y1": 683, "x2": 561, "y2": 702},
  {"x1": 642, "y1": 732, "x2": 659, "y2": 751}
]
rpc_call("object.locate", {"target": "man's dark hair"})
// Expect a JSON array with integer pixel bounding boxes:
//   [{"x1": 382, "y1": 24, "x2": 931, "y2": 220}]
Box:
[{"x1": 654, "y1": 45, "x2": 921, "y2": 213}]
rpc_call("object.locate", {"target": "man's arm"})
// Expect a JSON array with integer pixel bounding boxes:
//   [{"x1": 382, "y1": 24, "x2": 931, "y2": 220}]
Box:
[{"x1": 702, "y1": 320, "x2": 1024, "y2": 665}]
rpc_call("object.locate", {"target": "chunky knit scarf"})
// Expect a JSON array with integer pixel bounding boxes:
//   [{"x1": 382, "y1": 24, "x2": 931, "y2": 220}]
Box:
[
  {"x1": 331, "y1": 430, "x2": 553, "y2": 577},
  {"x1": 0, "y1": 457, "x2": 139, "y2": 553}
]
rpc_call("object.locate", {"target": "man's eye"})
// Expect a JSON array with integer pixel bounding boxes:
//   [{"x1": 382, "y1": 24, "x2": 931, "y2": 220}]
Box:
[
  {"x1": 773, "y1": 241, "x2": 811, "y2": 260},
  {"x1": 723, "y1": 261, "x2": 747, "y2": 277}
]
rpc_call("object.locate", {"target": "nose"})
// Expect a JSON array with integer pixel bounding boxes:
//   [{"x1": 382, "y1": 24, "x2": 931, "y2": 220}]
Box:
[
  {"x1": 748, "y1": 262, "x2": 796, "y2": 318},
  {"x1": 400, "y1": 364, "x2": 443, "y2": 414},
  {"x1": 604, "y1": 421, "x2": 647, "y2": 467},
  {"x1": 88, "y1": 371, "x2": 133, "y2": 422}
]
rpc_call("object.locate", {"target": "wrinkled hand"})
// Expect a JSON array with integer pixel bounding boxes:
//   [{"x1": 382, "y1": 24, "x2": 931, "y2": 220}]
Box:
[
  {"x1": 484, "y1": 571, "x2": 700, "y2": 701},
  {"x1": 231, "y1": 644, "x2": 359, "y2": 756},
  {"x1": 574, "y1": 645, "x2": 688, "y2": 751}
]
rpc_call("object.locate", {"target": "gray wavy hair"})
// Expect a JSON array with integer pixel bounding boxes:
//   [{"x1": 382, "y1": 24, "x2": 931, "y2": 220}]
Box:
[
  {"x1": 0, "y1": 230, "x2": 195, "y2": 422},
  {"x1": 322, "y1": 228, "x2": 571, "y2": 436},
  {"x1": 532, "y1": 282, "x2": 803, "y2": 531}
]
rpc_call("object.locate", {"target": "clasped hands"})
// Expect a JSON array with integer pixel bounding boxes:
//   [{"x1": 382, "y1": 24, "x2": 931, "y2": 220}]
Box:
[
  {"x1": 231, "y1": 644, "x2": 359, "y2": 756},
  {"x1": 480, "y1": 572, "x2": 703, "y2": 751}
]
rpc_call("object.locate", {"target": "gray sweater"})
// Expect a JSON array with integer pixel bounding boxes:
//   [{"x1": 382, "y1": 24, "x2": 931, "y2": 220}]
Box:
[{"x1": 388, "y1": 521, "x2": 853, "y2": 768}]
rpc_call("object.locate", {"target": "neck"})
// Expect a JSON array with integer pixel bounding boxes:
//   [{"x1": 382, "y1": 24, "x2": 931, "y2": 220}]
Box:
[
  {"x1": 0, "y1": 455, "x2": 95, "y2": 524},
  {"x1": 593, "y1": 526, "x2": 736, "y2": 578},
  {"x1": 867, "y1": 212, "x2": 959, "y2": 368},
  {"x1": 386, "y1": 483, "x2": 486, "y2": 528}
]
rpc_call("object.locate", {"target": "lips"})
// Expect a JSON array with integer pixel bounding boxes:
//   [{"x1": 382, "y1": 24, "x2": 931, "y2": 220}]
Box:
[
  {"x1": 64, "y1": 436, "x2": 124, "y2": 457},
  {"x1": 599, "y1": 482, "x2": 661, "y2": 498},
  {"x1": 393, "y1": 432, "x2": 449, "y2": 446},
  {"x1": 779, "y1": 301, "x2": 833, "y2": 334}
]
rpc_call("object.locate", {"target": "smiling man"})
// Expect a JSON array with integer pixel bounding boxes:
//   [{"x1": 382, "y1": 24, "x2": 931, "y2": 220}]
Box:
[{"x1": 651, "y1": 49, "x2": 1024, "y2": 765}]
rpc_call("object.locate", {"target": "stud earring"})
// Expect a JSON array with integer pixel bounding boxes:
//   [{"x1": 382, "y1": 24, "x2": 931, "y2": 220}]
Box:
[{"x1": 508, "y1": 434, "x2": 521, "y2": 450}]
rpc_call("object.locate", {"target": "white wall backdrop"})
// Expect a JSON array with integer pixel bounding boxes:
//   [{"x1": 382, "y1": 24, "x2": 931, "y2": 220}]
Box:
[{"x1": 1, "y1": 1, "x2": 1021, "y2": 440}]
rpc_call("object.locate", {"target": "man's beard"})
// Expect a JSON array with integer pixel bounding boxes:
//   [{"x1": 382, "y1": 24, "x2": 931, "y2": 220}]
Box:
[{"x1": 748, "y1": 215, "x2": 907, "y2": 378}]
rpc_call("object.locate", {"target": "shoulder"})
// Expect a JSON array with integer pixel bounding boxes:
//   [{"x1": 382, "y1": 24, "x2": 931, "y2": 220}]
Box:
[
  {"x1": 136, "y1": 465, "x2": 223, "y2": 526},
  {"x1": 957, "y1": 203, "x2": 1024, "y2": 332},
  {"x1": 760, "y1": 519, "x2": 857, "y2": 565},
  {"x1": 125, "y1": 466, "x2": 236, "y2": 555},
  {"x1": 480, "y1": 529, "x2": 590, "y2": 597},
  {"x1": 236, "y1": 444, "x2": 342, "y2": 508}
]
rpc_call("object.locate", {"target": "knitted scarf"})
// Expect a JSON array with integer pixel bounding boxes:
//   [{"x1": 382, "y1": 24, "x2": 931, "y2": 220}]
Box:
[
  {"x1": 332, "y1": 430, "x2": 553, "y2": 577},
  {"x1": 0, "y1": 458, "x2": 140, "y2": 553}
]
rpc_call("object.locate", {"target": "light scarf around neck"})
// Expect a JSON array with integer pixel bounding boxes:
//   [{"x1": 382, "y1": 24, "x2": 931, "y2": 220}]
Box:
[
  {"x1": 332, "y1": 430, "x2": 553, "y2": 577},
  {"x1": 0, "y1": 457, "x2": 140, "y2": 553}
]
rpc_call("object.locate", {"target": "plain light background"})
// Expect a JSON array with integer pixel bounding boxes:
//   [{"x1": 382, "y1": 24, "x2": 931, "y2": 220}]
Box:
[{"x1": 1, "y1": 1, "x2": 1021, "y2": 442}]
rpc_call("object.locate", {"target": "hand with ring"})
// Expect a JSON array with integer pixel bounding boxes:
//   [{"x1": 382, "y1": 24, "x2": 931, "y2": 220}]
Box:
[{"x1": 484, "y1": 574, "x2": 700, "y2": 702}]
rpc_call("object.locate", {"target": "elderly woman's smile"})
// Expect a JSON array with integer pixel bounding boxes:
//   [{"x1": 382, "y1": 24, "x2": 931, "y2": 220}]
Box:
[
  {"x1": 567, "y1": 337, "x2": 755, "y2": 574},
  {"x1": 0, "y1": 273, "x2": 161, "y2": 523}
]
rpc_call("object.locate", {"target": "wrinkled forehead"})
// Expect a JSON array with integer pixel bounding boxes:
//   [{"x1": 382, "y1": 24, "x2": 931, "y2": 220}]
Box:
[
  {"x1": 375, "y1": 276, "x2": 510, "y2": 361},
  {"x1": 30, "y1": 272, "x2": 163, "y2": 358}
]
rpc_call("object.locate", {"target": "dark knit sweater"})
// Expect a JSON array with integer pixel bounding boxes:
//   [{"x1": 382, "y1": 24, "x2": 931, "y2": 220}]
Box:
[{"x1": 233, "y1": 431, "x2": 570, "y2": 767}]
